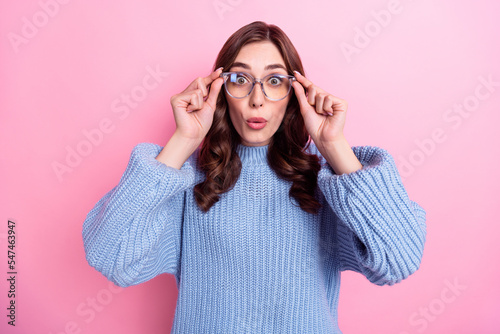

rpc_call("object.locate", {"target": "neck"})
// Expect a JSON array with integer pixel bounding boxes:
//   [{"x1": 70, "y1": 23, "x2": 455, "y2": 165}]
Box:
[{"x1": 236, "y1": 143, "x2": 269, "y2": 165}]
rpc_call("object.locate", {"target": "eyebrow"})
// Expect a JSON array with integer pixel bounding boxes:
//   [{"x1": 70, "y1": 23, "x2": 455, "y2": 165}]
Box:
[{"x1": 230, "y1": 62, "x2": 287, "y2": 72}]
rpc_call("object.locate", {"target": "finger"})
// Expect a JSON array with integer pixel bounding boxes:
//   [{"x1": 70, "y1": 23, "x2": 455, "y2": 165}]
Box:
[
  {"x1": 293, "y1": 70, "x2": 314, "y2": 88},
  {"x1": 197, "y1": 89, "x2": 203, "y2": 110},
  {"x1": 205, "y1": 77, "x2": 224, "y2": 111},
  {"x1": 203, "y1": 67, "x2": 224, "y2": 87},
  {"x1": 182, "y1": 77, "x2": 205, "y2": 95},
  {"x1": 186, "y1": 91, "x2": 199, "y2": 112},
  {"x1": 187, "y1": 89, "x2": 205, "y2": 112},
  {"x1": 315, "y1": 93, "x2": 325, "y2": 115},
  {"x1": 324, "y1": 95, "x2": 335, "y2": 114},
  {"x1": 182, "y1": 67, "x2": 223, "y2": 95},
  {"x1": 200, "y1": 67, "x2": 224, "y2": 97},
  {"x1": 329, "y1": 95, "x2": 347, "y2": 113},
  {"x1": 307, "y1": 85, "x2": 316, "y2": 106},
  {"x1": 292, "y1": 80, "x2": 308, "y2": 109},
  {"x1": 199, "y1": 78, "x2": 208, "y2": 97},
  {"x1": 294, "y1": 70, "x2": 328, "y2": 95}
]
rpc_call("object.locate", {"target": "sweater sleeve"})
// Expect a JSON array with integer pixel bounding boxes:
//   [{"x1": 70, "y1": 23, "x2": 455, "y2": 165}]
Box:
[
  {"x1": 315, "y1": 145, "x2": 427, "y2": 286},
  {"x1": 82, "y1": 142, "x2": 196, "y2": 287}
]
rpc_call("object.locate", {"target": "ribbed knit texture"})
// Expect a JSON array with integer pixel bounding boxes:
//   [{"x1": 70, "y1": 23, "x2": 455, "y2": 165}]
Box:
[{"x1": 82, "y1": 141, "x2": 427, "y2": 334}]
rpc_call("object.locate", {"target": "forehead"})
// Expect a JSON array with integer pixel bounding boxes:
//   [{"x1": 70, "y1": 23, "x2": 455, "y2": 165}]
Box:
[{"x1": 233, "y1": 41, "x2": 286, "y2": 68}]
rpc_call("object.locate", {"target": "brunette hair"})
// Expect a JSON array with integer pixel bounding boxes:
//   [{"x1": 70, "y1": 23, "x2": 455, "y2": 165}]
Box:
[{"x1": 194, "y1": 21, "x2": 322, "y2": 214}]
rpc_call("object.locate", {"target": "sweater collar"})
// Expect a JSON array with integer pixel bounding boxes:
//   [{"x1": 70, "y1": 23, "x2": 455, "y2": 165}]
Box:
[{"x1": 236, "y1": 143, "x2": 269, "y2": 164}]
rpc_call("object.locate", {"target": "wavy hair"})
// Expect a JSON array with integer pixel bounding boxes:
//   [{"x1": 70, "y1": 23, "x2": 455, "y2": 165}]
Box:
[{"x1": 194, "y1": 21, "x2": 322, "y2": 214}]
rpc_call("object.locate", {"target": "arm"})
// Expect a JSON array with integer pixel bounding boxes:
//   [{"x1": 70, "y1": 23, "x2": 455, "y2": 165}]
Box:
[
  {"x1": 155, "y1": 131, "x2": 201, "y2": 170},
  {"x1": 310, "y1": 142, "x2": 427, "y2": 286},
  {"x1": 82, "y1": 142, "x2": 196, "y2": 287},
  {"x1": 315, "y1": 135, "x2": 362, "y2": 175}
]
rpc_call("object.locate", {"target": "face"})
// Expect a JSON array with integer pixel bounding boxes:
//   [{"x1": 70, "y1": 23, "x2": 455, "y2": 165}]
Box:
[{"x1": 225, "y1": 41, "x2": 292, "y2": 147}]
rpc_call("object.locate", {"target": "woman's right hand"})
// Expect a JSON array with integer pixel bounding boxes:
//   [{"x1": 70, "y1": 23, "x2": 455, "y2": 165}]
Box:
[{"x1": 170, "y1": 67, "x2": 224, "y2": 142}]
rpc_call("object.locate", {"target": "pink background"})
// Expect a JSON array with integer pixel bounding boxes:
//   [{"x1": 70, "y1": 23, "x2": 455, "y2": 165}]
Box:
[{"x1": 1, "y1": 0, "x2": 499, "y2": 333}]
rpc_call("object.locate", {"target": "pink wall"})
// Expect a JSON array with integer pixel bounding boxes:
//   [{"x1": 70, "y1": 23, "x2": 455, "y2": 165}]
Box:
[{"x1": 1, "y1": 0, "x2": 499, "y2": 333}]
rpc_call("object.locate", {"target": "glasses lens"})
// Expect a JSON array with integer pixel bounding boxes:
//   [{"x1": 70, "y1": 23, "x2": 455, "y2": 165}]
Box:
[
  {"x1": 225, "y1": 72, "x2": 253, "y2": 98},
  {"x1": 263, "y1": 74, "x2": 291, "y2": 100},
  {"x1": 224, "y1": 72, "x2": 292, "y2": 100}
]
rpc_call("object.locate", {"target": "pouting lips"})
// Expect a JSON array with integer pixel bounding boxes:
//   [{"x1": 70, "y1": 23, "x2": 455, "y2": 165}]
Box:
[
  {"x1": 247, "y1": 117, "x2": 267, "y2": 123},
  {"x1": 246, "y1": 117, "x2": 267, "y2": 130}
]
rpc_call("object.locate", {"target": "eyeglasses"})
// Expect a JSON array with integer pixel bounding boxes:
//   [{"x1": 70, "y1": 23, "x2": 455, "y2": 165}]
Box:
[{"x1": 220, "y1": 71, "x2": 296, "y2": 101}]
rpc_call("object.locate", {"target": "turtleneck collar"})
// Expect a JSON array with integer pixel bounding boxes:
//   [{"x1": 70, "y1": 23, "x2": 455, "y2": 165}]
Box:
[{"x1": 236, "y1": 143, "x2": 269, "y2": 165}]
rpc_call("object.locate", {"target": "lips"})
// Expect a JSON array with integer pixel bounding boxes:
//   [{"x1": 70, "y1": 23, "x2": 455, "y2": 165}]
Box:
[
  {"x1": 247, "y1": 117, "x2": 267, "y2": 123},
  {"x1": 246, "y1": 117, "x2": 267, "y2": 130}
]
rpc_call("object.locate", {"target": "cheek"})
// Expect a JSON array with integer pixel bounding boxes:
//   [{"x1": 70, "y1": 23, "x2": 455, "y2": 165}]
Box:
[
  {"x1": 275, "y1": 100, "x2": 289, "y2": 120},
  {"x1": 271, "y1": 100, "x2": 290, "y2": 130},
  {"x1": 227, "y1": 101, "x2": 243, "y2": 125}
]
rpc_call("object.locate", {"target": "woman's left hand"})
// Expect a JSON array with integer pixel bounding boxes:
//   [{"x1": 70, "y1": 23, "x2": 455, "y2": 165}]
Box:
[{"x1": 292, "y1": 71, "x2": 347, "y2": 145}]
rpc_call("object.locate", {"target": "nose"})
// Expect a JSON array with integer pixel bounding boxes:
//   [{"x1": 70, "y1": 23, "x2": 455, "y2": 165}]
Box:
[{"x1": 250, "y1": 82, "x2": 264, "y2": 108}]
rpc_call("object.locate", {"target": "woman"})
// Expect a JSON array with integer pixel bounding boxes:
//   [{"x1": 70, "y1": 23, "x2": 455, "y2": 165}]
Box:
[{"x1": 82, "y1": 21, "x2": 427, "y2": 333}]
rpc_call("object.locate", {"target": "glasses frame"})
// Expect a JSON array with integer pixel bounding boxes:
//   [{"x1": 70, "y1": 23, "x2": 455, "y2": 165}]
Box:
[{"x1": 220, "y1": 71, "x2": 296, "y2": 101}]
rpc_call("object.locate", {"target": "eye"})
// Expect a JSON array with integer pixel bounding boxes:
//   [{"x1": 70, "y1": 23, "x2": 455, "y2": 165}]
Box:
[
  {"x1": 267, "y1": 75, "x2": 283, "y2": 86},
  {"x1": 229, "y1": 72, "x2": 251, "y2": 85},
  {"x1": 236, "y1": 76, "x2": 248, "y2": 84}
]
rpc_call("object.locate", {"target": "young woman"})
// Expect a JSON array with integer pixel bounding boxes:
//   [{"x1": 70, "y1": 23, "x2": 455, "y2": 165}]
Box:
[{"x1": 83, "y1": 21, "x2": 427, "y2": 333}]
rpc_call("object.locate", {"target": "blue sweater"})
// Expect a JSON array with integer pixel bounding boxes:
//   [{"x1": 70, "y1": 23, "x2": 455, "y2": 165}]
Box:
[{"x1": 82, "y1": 141, "x2": 426, "y2": 333}]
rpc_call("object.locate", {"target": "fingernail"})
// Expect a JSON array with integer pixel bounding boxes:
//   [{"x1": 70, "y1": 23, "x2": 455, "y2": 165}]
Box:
[
  {"x1": 216, "y1": 67, "x2": 224, "y2": 72},
  {"x1": 293, "y1": 70, "x2": 301, "y2": 76},
  {"x1": 327, "y1": 112, "x2": 333, "y2": 116}
]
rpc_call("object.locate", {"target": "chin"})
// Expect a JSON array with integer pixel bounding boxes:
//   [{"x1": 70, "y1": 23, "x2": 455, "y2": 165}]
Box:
[{"x1": 241, "y1": 136, "x2": 271, "y2": 146}]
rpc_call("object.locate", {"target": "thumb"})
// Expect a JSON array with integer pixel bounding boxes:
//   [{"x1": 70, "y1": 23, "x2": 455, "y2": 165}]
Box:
[
  {"x1": 292, "y1": 80, "x2": 308, "y2": 110},
  {"x1": 205, "y1": 77, "x2": 224, "y2": 111}
]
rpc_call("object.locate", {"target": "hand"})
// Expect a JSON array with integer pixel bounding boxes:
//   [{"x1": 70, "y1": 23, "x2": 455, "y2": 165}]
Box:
[
  {"x1": 170, "y1": 67, "x2": 224, "y2": 142},
  {"x1": 292, "y1": 71, "x2": 348, "y2": 146}
]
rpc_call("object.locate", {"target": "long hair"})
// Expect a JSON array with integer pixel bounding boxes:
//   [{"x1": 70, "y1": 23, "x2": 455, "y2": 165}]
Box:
[{"x1": 194, "y1": 21, "x2": 322, "y2": 214}]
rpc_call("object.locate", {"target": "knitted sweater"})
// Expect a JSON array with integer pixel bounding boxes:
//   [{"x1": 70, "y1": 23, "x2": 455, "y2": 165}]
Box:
[{"x1": 82, "y1": 141, "x2": 427, "y2": 334}]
